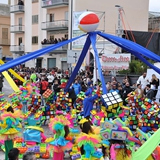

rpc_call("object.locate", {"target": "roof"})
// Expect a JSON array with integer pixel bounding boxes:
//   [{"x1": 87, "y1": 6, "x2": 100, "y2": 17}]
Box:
[
  {"x1": 149, "y1": 11, "x2": 160, "y2": 18},
  {"x1": 0, "y1": 3, "x2": 9, "y2": 17}
]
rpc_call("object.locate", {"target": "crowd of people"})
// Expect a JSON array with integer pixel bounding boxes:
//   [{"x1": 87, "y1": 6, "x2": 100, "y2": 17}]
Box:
[{"x1": 41, "y1": 36, "x2": 68, "y2": 45}]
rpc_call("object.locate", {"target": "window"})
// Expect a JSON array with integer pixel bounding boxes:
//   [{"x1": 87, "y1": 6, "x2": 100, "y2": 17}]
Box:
[
  {"x1": 19, "y1": 18, "x2": 22, "y2": 25},
  {"x1": 2, "y1": 28, "x2": 8, "y2": 39},
  {"x1": 49, "y1": 14, "x2": 54, "y2": 22},
  {"x1": 32, "y1": 36, "x2": 38, "y2": 44},
  {"x1": 18, "y1": 37, "x2": 22, "y2": 45},
  {"x1": 32, "y1": 15, "x2": 38, "y2": 24},
  {"x1": 50, "y1": 35, "x2": 54, "y2": 39},
  {"x1": 65, "y1": 11, "x2": 68, "y2": 20}
]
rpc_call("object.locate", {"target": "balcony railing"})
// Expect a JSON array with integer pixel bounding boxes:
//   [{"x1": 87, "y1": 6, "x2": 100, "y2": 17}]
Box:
[
  {"x1": 42, "y1": 44, "x2": 68, "y2": 52},
  {"x1": 10, "y1": 45, "x2": 25, "y2": 53},
  {"x1": 10, "y1": 5, "x2": 24, "y2": 13},
  {"x1": 10, "y1": 25, "x2": 25, "y2": 33},
  {"x1": 32, "y1": 0, "x2": 39, "y2": 2},
  {"x1": 0, "y1": 39, "x2": 10, "y2": 46},
  {"x1": 41, "y1": 0, "x2": 69, "y2": 8},
  {"x1": 41, "y1": 20, "x2": 68, "y2": 31}
]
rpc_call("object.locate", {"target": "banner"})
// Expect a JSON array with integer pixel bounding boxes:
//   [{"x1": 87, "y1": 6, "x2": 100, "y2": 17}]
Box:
[
  {"x1": 72, "y1": 11, "x2": 87, "y2": 49},
  {"x1": 100, "y1": 54, "x2": 131, "y2": 71}
]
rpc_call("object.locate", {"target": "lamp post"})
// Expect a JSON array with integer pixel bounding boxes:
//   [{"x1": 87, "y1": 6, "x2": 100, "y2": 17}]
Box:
[{"x1": 115, "y1": 5, "x2": 123, "y2": 53}]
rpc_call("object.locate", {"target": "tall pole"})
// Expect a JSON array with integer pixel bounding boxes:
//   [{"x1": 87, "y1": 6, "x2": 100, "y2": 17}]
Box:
[
  {"x1": 70, "y1": 0, "x2": 73, "y2": 50},
  {"x1": 69, "y1": 0, "x2": 73, "y2": 74},
  {"x1": 115, "y1": 5, "x2": 123, "y2": 53}
]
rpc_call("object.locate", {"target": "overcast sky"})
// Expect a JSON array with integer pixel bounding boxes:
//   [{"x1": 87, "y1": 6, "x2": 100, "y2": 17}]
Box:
[{"x1": 0, "y1": 0, "x2": 159, "y2": 12}]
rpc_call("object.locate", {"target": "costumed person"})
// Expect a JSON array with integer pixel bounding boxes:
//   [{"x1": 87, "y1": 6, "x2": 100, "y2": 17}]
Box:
[
  {"x1": 0, "y1": 106, "x2": 22, "y2": 160},
  {"x1": 23, "y1": 111, "x2": 46, "y2": 145},
  {"x1": 109, "y1": 140, "x2": 130, "y2": 160},
  {"x1": 77, "y1": 118, "x2": 103, "y2": 160},
  {"x1": 83, "y1": 85, "x2": 100, "y2": 121},
  {"x1": 48, "y1": 115, "x2": 73, "y2": 160}
]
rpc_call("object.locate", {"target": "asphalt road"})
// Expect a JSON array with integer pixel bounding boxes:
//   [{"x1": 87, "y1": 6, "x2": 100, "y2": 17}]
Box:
[{"x1": 0, "y1": 79, "x2": 71, "y2": 160}]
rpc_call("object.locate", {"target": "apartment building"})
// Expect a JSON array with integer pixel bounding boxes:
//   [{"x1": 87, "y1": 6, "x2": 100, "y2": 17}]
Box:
[
  {"x1": 0, "y1": 3, "x2": 11, "y2": 59},
  {"x1": 10, "y1": 0, "x2": 149, "y2": 69}
]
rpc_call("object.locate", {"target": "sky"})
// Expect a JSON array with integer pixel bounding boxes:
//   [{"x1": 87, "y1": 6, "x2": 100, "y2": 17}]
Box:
[{"x1": 0, "y1": 0, "x2": 159, "y2": 12}]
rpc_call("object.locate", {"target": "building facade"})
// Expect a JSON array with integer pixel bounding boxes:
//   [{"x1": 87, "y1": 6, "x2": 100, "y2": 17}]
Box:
[
  {"x1": 10, "y1": 0, "x2": 149, "y2": 69},
  {"x1": 0, "y1": 4, "x2": 11, "y2": 59},
  {"x1": 148, "y1": 12, "x2": 160, "y2": 32}
]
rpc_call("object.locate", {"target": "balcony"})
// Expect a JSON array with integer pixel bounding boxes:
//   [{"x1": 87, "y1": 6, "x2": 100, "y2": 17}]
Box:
[
  {"x1": 10, "y1": 45, "x2": 25, "y2": 53},
  {"x1": 10, "y1": 25, "x2": 25, "y2": 33},
  {"x1": 41, "y1": 0, "x2": 69, "y2": 8},
  {"x1": 42, "y1": 44, "x2": 68, "y2": 53},
  {"x1": 42, "y1": 20, "x2": 68, "y2": 31},
  {"x1": 32, "y1": 0, "x2": 39, "y2": 2},
  {"x1": 0, "y1": 39, "x2": 10, "y2": 46},
  {"x1": 10, "y1": 5, "x2": 24, "y2": 13}
]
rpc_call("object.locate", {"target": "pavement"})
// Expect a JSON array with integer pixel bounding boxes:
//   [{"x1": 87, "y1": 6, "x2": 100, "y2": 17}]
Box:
[{"x1": 0, "y1": 79, "x2": 71, "y2": 160}]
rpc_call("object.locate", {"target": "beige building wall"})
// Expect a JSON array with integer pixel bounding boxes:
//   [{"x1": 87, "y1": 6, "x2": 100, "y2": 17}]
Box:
[
  {"x1": 74, "y1": 0, "x2": 149, "y2": 33},
  {"x1": 47, "y1": 7, "x2": 68, "y2": 20},
  {"x1": 0, "y1": 15, "x2": 11, "y2": 57},
  {"x1": 32, "y1": 2, "x2": 39, "y2": 51}
]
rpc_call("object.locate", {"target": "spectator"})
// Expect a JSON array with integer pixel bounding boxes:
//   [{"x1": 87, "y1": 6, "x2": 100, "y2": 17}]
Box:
[
  {"x1": 81, "y1": 81, "x2": 87, "y2": 92},
  {"x1": 69, "y1": 87, "x2": 77, "y2": 107},
  {"x1": 18, "y1": 0, "x2": 24, "y2": 5},
  {"x1": 40, "y1": 77, "x2": 49, "y2": 106},
  {"x1": 72, "y1": 79, "x2": 81, "y2": 96},
  {"x1": 47, "y1": 72, "x2": 54, "y2": 89},
  {"x1": 40, "y1": 77, "x2": 49, "y2": 95},
  {"x1": 135, "y1": 84, "x2": 143, "y2": 97},
  {"x1": 8, "y1": 148, "x2": 20, "y2": 160},
  {"x1": 122, "y1": 78, "x2": 126, "y2": 89},
  {"x1": 0, "y1": 74, "x2": 3, "y2": 92},
  {"x1": 125, "y1": 75, "x2": 132, "y2": 86},
  {"x1": 122, "y1": 82, "x2": 132, "y2": 105},
  {"x1": 150, "y1": 74, "x2": 159, "y2": 98},
  {"x1": 137, "y1": 72, "x2": 149, "y2": 90},
  {"x1": 145, "y1": 84, "x2": 155, "y2": 100},
  {"x1": 109, "y1": 85, "x2": 119, "y2": 94},
  {"x1": 23, "y1": 152, "x2": 36, "y2": 160},
  {"x1": 53, "y1": 79, "x2": 60, "y2": 95},
  {"x1": 118, "y1": 85, "x2": 123, "y2": 98},
  {"x1": 106, "y1": 81, "x2": 111, "y2": 92}
]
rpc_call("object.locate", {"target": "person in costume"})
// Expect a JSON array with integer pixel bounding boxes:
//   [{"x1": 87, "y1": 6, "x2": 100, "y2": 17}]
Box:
[
  {"x1": 23, "y1": 111, "x2": 46, "y2": 145},
  {"x1": 109, "y1": 140, "x2": 130, "y2": 160},
  {"x1": 78, "y1": 118, "x2": 103, "y2": 160},
  {"x1": 48, "y1": 115, "x2": 73, "y2": 160},
  {"x1": 83, "y1": 86, "x2": 100, "y2": 121},
  {"x1": 0, "y1": 106, "x2": 22, "y2": 160}
]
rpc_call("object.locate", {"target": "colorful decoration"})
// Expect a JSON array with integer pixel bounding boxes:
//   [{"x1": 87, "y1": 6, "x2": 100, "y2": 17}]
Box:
[{"x1": 78, "y1": 11, "x2": 99, "y2": 32}]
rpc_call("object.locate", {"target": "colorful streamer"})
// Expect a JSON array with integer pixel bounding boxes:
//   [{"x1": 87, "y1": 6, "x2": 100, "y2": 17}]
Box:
[
  {"x1": 0, "y1": 34, "x2": 86, "y2": 73},
  {"x1": 0, "y1": 60, "x2": 25, "y2": 83},
  {"x1": 98, "y1": 32, "x2": 160, "y2": 75},
  {"x1": 2, "y1": 71, "x2": 20, "y2": 92},
  {"x1": 131, "y1": 128, "x2": 160, "y2": 160},
  {"x1": 89, "y1": 32, "x2": 107, "y2": 94},
  {"x1": 65, "y1": 35, "x2": 91, "y2": 91}
]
